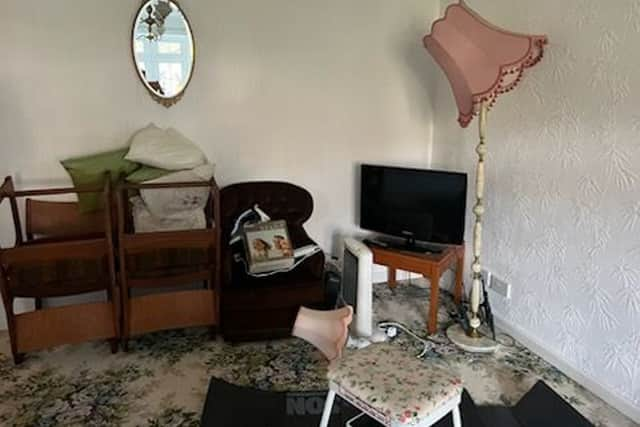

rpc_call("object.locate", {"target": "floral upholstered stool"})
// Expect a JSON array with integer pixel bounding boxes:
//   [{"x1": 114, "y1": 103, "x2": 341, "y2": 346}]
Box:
[{"x1": 319, "y1": 343, "x2": 463, "y2": 427}]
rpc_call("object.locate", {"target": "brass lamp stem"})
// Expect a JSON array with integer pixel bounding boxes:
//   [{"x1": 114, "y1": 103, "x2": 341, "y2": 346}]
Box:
[{"x1": 467, "y1": 101, "x2": 488, "y2": 338}]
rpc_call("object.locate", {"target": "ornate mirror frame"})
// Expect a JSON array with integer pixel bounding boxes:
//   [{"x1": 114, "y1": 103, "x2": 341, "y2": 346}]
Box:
[{"x1": 131, "y1": 0, "x2": 196, "y2": 107}]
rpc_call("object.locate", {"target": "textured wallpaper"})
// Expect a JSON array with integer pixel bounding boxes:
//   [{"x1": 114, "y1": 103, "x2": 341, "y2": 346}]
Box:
[{"x1": 432, "y1": 0, "x2": 640, "y2": 417}]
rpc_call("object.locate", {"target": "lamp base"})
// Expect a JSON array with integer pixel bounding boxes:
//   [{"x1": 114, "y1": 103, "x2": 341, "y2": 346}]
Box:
[{"x1": 447, "y1": 324, "x2": 498, "y2": 353}]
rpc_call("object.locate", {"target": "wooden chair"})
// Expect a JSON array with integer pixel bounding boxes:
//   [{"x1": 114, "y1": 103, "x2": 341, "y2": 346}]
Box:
[
  {"x1": 0, "y1": 176, "x2": 119, "y2": 364},
  {"x1": 116, "y1": 179, "x2": 221, "y2": 350},
  {"x1": 26, "y1": 199, "x2": 110, "y2": 310}
]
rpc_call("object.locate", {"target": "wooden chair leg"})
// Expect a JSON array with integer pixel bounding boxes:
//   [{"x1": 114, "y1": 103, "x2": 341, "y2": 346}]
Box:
[
  {"x1": 209, "y1": 326, "x2": 218, "y2": 340},
  {"x1": 109, "y1": 338, "x2": 119, "y2": 354},
  {"x1": 120, "y1": 285, "x2": 130, "y2": 353},
  {"x1": 13, "y1": 352, "x2": 25, "y2": 365},
  {"x1": 34, "y1": 297, "x2": 43, "y2": 310}
]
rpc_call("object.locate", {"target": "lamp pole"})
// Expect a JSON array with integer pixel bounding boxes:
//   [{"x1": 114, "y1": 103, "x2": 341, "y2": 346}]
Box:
[
  {"x1": 446, "y1": 101, "x2": 497, "y2": 353},
  {"x1": 424, "y1": 1, "x2": 547, "y2": 354},
  {"x1": 468, "y1": 101, "x2": 488, "y2": 338}
]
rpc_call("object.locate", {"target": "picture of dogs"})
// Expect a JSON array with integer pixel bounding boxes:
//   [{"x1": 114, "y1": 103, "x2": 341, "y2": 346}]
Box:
[
  {"x1": 252, "y1": 238, "x2": 271, "y2": 261},
  {"x1": 273, "y1": 235, "x2": 293, "y2": 257}
]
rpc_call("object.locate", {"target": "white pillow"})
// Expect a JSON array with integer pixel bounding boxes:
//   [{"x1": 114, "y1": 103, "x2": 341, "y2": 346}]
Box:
[
  {"x1": 126, "y1": 124, "x2": 207, "y2": 170},
  {"x1": 140, "y1": 164, "x2": 215, "y2": 217},
  {"x1": 130, "y1": 196, "x2": 206, "y2": 233}
]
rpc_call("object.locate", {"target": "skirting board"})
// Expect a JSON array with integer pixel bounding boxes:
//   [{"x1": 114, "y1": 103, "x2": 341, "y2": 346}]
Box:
[{"x1": 494, "y1": 315, "x2": 640, "y2": 424}]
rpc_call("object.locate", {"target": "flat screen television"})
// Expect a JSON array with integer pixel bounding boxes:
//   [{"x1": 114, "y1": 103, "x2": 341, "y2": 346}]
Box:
[{"x1": 360, "y1": 164, "x2": 467, "y2": 246}]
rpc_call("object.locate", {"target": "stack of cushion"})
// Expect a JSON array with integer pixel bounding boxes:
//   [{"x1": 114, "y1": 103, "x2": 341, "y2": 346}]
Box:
[
  {"x1": 60, "y1": 148, "x2": 139, "y2": 212},
  {"x1": 125, "y1": 124, "x2": 208, "y2": 175},
  {"x1": 61, "y1": 124, "x2": 214, "y2": 232}
]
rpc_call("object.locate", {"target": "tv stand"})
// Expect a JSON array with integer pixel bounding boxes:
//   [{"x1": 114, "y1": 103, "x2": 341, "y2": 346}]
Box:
[
  {"x1": 364, "y1": 241, "x2": 465, "y2": 335},
  {"x1": 364, "y1": 237, "x2": 444, "y2": 255},
  {"x1": 403, "y1": 238, "x2": 444, "y2": 255}
]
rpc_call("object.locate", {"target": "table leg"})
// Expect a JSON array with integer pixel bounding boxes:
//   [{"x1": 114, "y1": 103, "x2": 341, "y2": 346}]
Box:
[
  {"x1": 428, "y1": 272, "x2": 440, "y2": 335},
  {"x1": 454, "y1": 250, "x2": 464, "y2": 305},
  {"x1": 388, "y1": 267, "x2": 397, "y2": 289}
]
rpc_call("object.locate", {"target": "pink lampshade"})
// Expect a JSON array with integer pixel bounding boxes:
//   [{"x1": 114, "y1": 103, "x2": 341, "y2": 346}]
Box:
[{"x1": 424, "y1": 1, "x2": 548, "y2": 128}]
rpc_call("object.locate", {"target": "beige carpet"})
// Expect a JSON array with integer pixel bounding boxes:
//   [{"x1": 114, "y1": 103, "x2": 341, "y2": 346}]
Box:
[{"x1": 0, "y1": 283, "x2": 635, "y2": 426}]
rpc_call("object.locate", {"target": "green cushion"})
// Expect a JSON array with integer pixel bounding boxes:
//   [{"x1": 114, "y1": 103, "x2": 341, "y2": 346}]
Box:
[
  {"x1": 126, "y1": 165, "x2": 173, "y2": 183},
  {"x1": 61, "y1": 148, "x2": 140, "y2": 212}
]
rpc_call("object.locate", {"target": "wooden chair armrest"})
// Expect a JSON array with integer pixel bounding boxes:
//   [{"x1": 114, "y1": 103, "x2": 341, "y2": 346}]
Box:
[
  {"x1": 0, "y1": 176, "x2": 12, "y2": 204},
  {"x1": 1, "y1": 239, "x2": 109, "y2": 264},
  {"x1": 120, "y1": 229, "x2": 217, "y2": 254},
  {"x1": 119, "y1": 180, "x2": 214, "y2": 191}
]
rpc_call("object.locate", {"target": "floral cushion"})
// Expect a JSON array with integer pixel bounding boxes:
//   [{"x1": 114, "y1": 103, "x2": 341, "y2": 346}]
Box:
[{"x1": 327, "y1": 343, "x2": 462, "y2": 426}]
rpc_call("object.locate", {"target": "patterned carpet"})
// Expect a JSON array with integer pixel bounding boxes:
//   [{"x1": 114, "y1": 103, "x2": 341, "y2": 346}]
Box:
[{"x1": 0, "y1": 283, "x2": 635, "y2": 427}]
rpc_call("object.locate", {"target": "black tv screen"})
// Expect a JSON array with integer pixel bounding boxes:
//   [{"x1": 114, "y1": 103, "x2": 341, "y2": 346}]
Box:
[{"x1": 360, "y1": 165, "x2": 467, "y2": 245}]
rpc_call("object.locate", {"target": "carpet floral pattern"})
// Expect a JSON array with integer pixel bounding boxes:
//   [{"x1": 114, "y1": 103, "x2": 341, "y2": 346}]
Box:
[{"x1": 0, "y1": 283, "x2": 635, "y2": 426}]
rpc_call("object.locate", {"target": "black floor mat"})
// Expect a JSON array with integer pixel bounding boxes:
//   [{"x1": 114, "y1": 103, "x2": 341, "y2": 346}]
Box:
[
  {"x1": 201, "y1": 379, "x2": 593, "y2": 427},
  {"x1": 513, "y1": 381, "x2": 593, "y2": 427},
  {"x1": 477, "y1": 407, "x2": 521, "y2": 427}
]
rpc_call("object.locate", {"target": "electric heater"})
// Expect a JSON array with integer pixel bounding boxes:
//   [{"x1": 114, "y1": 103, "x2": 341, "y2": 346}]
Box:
[{"x1": 342, "y1": 238, "x2": 373, "y2": 337}]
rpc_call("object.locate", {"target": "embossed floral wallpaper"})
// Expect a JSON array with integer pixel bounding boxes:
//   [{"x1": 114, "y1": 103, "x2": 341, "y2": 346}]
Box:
[{"x1": 432, "y1": 0, "x2": 640, "y2": 420}]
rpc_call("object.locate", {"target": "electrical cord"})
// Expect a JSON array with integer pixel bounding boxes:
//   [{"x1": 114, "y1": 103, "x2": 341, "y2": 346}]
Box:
[
  {"x1": 377, "y1": 321, "x2": 446, "y2": 358},
  {"x1": 495, "y1": 332, "x2": 515, "y2": 347},
  {"x1": 377, "y1": 320, "x2": 516, "y2": 358}
]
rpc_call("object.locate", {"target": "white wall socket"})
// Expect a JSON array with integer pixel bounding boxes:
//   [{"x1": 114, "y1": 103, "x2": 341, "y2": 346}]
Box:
[
  {"x1": 482, "y1": 268, "x2": 511, "y2": 299},
  {"x1": 481, "y1": 268, "x2": 491, "y2": 287},
  {"x1": 490, "y1": 273, "x2": 512, "y2": 299}
]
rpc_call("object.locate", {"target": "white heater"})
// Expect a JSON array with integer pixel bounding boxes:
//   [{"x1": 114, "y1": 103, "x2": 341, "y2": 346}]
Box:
[{"x1": 342, "y1": 238, "x2": 373, "y2": 337}]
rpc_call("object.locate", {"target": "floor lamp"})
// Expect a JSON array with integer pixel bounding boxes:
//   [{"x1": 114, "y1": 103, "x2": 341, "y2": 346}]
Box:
[{"x1": 423, "y1": 1, "x2": 548, "y2": 353}]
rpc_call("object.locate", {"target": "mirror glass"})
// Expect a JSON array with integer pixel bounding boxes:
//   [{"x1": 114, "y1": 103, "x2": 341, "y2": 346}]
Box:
[{"x1": 132, "y1": 0, "x2": 194, "y2": 106}]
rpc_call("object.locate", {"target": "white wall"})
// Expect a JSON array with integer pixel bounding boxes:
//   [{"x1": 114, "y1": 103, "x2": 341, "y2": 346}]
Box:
[
  {"x1": 0, "y1": 1, "x2": 441, "y2": 328},
  {"x1": 432, "y1": 0, "x2": 640, "y2": 420}
]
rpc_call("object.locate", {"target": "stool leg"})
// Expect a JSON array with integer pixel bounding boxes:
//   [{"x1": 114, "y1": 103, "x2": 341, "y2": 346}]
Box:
[
  {"x1": 452, "y1": 405, "x2": 462, "y2": 427},
  {"x1": 319, "y1": 389, "x2": 336, "y2": 427}
]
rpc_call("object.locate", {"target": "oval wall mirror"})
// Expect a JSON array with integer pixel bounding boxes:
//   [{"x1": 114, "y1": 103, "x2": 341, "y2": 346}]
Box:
[{"x1": 132, "y1": 0, "x2": 195, "y2": 107}]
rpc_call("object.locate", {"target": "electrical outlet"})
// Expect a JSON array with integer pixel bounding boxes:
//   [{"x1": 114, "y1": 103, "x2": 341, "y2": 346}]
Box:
[
  {"x1": 481, "y1": 268, "x2": 491, "y2": 287},
  {"x1": 489, "y1": 274, "x2": 511, "y2": 299}
]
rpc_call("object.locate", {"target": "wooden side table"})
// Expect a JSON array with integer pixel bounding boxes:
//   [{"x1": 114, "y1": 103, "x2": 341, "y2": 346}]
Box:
[{"x1": 368, "y1": 244, "x2": 464, "y2": 335}]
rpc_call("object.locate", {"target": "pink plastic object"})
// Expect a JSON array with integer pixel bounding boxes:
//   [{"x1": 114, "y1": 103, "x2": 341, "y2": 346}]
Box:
[
  {"x1": 292, "y1": 306, "x2": 353, "y2": 362},
  {"x1": 423, "y1": 1, "x2": 547, "y2": 128}
]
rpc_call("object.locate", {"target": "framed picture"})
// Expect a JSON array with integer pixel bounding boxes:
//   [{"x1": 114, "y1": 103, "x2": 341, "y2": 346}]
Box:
[{"x1": 243, "y1": 220, "x2": 294, "y2": 273}]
